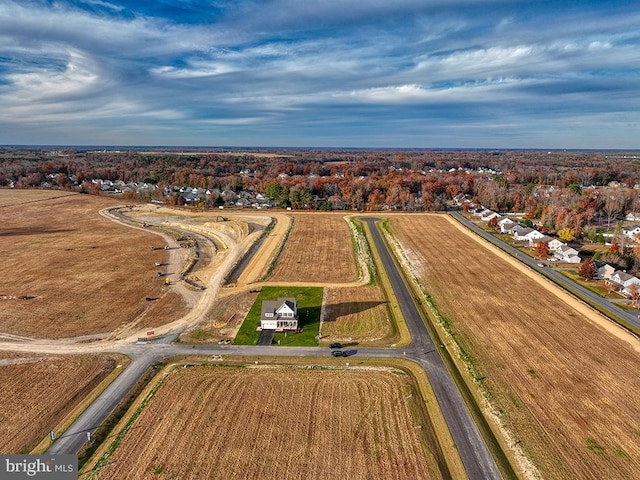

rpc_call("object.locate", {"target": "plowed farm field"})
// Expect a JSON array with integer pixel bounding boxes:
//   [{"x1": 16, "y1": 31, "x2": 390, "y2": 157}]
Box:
[
  {"x1": 389, "y1": 214, "x2": 640, "y2": 480},
  {"x1": 0, "y1": 352, "x2": 118, "y2": 453},
  {"x1": 268, "y1": 213, "x2": 358, "y2": 283},
  {"x1": 321, "y1": 286, "x2": 393, "y2": 345},
  {"x1": 88, "y1": 365, "x2": 444, "y2": 480},
  {"x1": 0, "y1": 191, "x2": 188, "y2": 338}
]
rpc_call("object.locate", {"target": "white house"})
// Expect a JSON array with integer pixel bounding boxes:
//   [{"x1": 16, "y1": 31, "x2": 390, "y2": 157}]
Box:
[
  {"x1": 481, "y1": 211, "x2": 501, "y2": 223},
  {"x1": 530, "y1": 235, "x2": 554, "y2": 247},
  {"x1": 554, "y1": 245, "x2": 581, "y2": 263},
  {"x1": 609, "y1": 271, "x2": 640, "y2": 296},
  {"x1": 473, "y1": 208, "x2": 490, "y2": 217},
  {"x1": 595, "y1": 262, "x2": 616, "y2": 280},
  {"x1": 514, "y1": 228, "x2": 545, "y2": 242},
  {"x1": 260, "y1": 298, "x2": 298, "y2": 331},
  {"x1": 497, "y1": 217, "x2": 518, "y2": 233},
  {"x1": 623, "y1": 225, "x2": 640, "y2": 239},
  {"x1": 626, "y1": 212, "x2": 640, "y2": 222},
  {"x1": 547, "y1": 238, "x2": 565, "y2": 252}
]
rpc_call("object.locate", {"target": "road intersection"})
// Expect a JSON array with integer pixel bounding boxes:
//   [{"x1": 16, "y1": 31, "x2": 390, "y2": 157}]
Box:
[{"x1": 47, "y1": 216, "x2": 503, "y2": 480}]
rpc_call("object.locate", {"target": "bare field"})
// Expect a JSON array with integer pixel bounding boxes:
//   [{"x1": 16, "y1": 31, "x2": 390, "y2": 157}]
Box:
[
  {"x1": 0, "y1": 188, "x2": 74, "y2": 207},
  {"x1": 88, "y1": 365, "x2": 443, "y2": 480},
  {"x1": 0, "y1": 192, "x2": 189, "y2": 338},
  {"x1": 321, "y1": 286, "x2": 393, "y2": 345},
  {"x1": 180, "y1": 289, "x2": 260, "y2": 343},
  {"x1": 389, "y1": 214, "x2": 640, "y2": 480},
  {"x1": 0, "y1": 352, "x2": 118, "y2": 453},
  {"x1": 268, "y1": 213, "x2": 359, "y2": 283}
]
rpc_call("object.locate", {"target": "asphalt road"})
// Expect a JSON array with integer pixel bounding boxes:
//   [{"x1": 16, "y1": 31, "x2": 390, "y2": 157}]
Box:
[
  {"x1": 362, "y1": 218, "x2": 502, "y2": 480},
  {"x1": 450, "y1": 211, "x2": 640, "y2": 331},
  {"x1": 47, "y1": 217, "x2": 502, "y2": 480}
]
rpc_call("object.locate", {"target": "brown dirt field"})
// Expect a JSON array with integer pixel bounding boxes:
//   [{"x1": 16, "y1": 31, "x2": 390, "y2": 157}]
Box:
[
  {"x1": 180, "y1": 289, "x2": 260, "y2": 343},
  {"x1": 388, "y1": 214, "x2": 640, "y2": 480},
  {"x1": 0, "y1": 351, "x2": 118, "y2": 453},
  {"x1": 0, "y1": 188, "x2": 74, "y2": 207},
  {"x1": 88, "y1": 365, "x2": 443, "y2": 480},
  {"x1": 321, "y1": 286, "x2": 394, "y2": 345},
  {"x1": 268, "y1": 213, "x2": 359, "y2": 283},
  {"x1": 0, "y1": 192, "x2": 189, "y2": 338}
]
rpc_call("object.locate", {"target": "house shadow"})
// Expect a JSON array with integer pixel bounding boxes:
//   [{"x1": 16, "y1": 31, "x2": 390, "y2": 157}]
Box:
[{"x1": 322, "y1": 301, "x2": 388, "y2": 320}]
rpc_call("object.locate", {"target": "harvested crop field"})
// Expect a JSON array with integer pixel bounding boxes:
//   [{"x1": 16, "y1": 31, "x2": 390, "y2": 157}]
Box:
[
  {"x1": 268, "y1": 213, "x2": 359, "y2": 283},
  {"x1": 0, "y1": 192, "x2": 188, "y2": 338},
  {"x1": 0, "y1": 189, "x2": 74, "y2": 207},
  {"x1": 388, "y1": 214, "x2": 640, "y2": 480},
  {"x1": 88, "y1": 365, "x2": 444, "y2": 480},
  {"x1": 0, "y1": 352, "x2": 119, "y2": 453},
  {"x1": 321, "y1": 286, "x2": 393, "y2": 345}
]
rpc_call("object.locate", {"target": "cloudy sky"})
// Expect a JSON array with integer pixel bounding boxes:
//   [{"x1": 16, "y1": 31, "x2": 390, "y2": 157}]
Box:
[{"x1": 1, "y1": 0, "x2": 639, "y2": 148}]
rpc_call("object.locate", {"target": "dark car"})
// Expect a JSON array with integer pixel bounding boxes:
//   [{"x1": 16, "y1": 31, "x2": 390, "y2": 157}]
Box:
[
  {"x1": 329, "y1": 342, "x2": 343, "y2": 349},
  {"x1": 331, "y1": 350, "x2": 347, "y2": 357}
]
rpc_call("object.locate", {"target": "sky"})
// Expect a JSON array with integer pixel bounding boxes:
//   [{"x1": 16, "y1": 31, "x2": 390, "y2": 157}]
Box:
[{"x1": 0, "y1": 0, "x2": 639, "y2": 149}]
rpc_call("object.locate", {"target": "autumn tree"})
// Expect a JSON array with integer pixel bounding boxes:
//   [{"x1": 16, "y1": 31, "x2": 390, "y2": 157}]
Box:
[
  {"x1": 578, "y1": 258, "x2": 596, "y2": 280},
  {"x1": 557, "y1": 227, "x2": 576, "y2": 242},
  {"x1": 628, "y1": 284, "x2": 640, "y2": 308},
  {"x1": 534, "y1": 241, "x2": 550, "y2": 258},
  {"x1": 487, "y1": 216, "x2": 498, "y2": 229},
  {"x1": 602, "y1": 188, "x2": 627, "y2": 229}
]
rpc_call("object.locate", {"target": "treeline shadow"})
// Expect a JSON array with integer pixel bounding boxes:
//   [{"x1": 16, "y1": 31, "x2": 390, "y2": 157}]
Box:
[
  {"x1": 0, "y1": 227, "x2": 75, "y2": 237},
  {"x1": 322, "y1": 301, "x2": 388, "y2": 321}
]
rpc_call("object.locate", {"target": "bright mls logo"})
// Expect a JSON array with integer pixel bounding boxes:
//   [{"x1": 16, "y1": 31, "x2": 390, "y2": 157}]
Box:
[{"x1": 0, "y1": 455, "x2": 76, "y2": 479}]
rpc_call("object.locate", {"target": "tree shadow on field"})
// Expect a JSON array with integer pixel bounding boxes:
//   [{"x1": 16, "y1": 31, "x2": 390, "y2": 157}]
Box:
[
  {"x1": 0, "y1": 226, "x2": 75, "y2": 237},
  {"x1": 322, "y1": 301, "x2": 388, "y2": 321}
]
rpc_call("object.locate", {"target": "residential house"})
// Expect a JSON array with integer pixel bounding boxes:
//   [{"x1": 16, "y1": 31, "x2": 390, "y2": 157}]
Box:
[
  {"x1": 497, "y1": 217, "x2": 518, "y2": 233},
  {"x1": 623, "y1": 225, "x2": 640, "y2": 240},
  {"x1": 595, "y1": 262, "x2": 616, "y2": 280},
  {"x1": 514, "y1": 228, "x2": 545, "y2": 242},
  {"x1": 473, "y1": 208, "x2": 490, "y2": 217},
  {"x1": 260, "y1": 298, "x2": 298, "y2": 331},
  {"x1": 626, "y1": 212, "x2": 640, "y2": 222},
  {"x1": 530, "y1": 235, "x2": 554, "y2": 247},
  {"x1": 481, "y1": 211, "x2": 501, "y2": 223},
  {"x1": 554, "y1": 245, "x2": 581, "y2": 263},
  {"x1": 608, "y1": 271, "x2": 640, "y2": 296},
  {"x1": 547, "y1": 238, "x2": 565, "y2": 252}
]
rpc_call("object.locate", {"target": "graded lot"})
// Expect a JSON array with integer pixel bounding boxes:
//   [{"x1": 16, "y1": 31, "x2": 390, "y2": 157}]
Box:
[
  {"x1": 268, "y1": 213, "x2": 359, "y2": 283},
  {"x1": 388, "y1": 214, "x2": 640, "y2": 480},
  {"x1": 0, "y1": 352, "x2": 119, "y2": 453},
  {"x1": 320, "y1": 285, "x2": 394, "y2": 345},
  {"x1": 0, "y1": 192, "x2": 188, "y2": 338},
  {"x1": 86, "y1": 364, "x2": 446, "y2": 480}
]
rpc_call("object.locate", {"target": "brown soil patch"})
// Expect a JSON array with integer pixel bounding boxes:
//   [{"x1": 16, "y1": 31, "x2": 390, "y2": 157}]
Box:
[
  {"x1": 321, "y1": 286, "x2": 393, "y2": 345},
  {"x1": 268, "y1": 213, "x2": 358, "y2": 283},
  {"x1": 389, "y1": 214, "x2": 640, "y2": 480},
  {"x1": 0, "y1": 351, "x2": 117, "y2": 453},
  {"x1": 180, "y1": 289, "x2": 260, "y2": 343},
  {"x1": 0, "y1": 193, "x2": 189, "y2": 338},
  {"x1": 88, "y1": 365, "x2": 443, "y2": 480}
]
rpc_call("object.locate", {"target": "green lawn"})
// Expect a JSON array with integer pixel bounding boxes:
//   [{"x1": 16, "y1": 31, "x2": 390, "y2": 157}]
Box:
[{"x1": 233, "y1": 286, "x2": 323, "y2": 346}]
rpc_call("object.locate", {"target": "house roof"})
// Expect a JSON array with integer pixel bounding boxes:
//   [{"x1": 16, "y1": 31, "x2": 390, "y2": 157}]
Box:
[{"x1": 260, "y1": 297, "x2": 297, "y2": 320}]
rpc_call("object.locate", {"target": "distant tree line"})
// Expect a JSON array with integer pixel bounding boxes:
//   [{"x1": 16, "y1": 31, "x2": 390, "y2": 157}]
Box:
[{"x1": 1, "y1": 148, "x2": 639, "y2": 222}]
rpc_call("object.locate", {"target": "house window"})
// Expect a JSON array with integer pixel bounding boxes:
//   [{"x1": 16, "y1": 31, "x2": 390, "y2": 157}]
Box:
[{"x1": 265, "y1": 312, "x2": 273, "y2": 317}]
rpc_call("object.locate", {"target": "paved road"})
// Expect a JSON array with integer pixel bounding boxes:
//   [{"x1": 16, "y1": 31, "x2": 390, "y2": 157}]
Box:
[
  {"x1": 362, "y1": 218, "x2": 502, "y2": 480},
  {"x1": 48, "y1": 217, "x2": 503, "y2": 480},
  {"x1": 451, "y1": 211, "x2": 640, "y2": 331}
]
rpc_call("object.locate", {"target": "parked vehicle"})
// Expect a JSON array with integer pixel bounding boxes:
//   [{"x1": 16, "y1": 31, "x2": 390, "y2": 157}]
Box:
[{"x1": 329, "y1": 342, "x2": 342, "y2": 349}]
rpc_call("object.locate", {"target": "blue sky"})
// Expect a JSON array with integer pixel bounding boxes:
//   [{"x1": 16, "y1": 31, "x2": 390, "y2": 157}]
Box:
[{"x1": 0, "y1": 0, "x2": 639, "y2": 148}]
